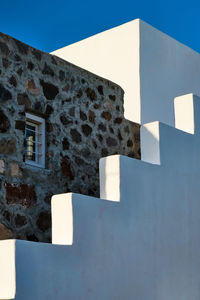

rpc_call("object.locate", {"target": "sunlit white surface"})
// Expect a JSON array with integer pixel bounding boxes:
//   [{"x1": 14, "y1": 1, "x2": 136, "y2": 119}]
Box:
[
  {"x1": 52, "y1": 19, "x2": 200, "y2": 126},
  {"x1": 0, "y1": 240, "x2": 16, "y2": 299}
]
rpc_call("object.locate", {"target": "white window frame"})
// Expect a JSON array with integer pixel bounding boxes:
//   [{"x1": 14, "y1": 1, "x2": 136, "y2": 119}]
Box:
[{"x1": 25, "y1": 113, "x2": 45, "y2": 168}]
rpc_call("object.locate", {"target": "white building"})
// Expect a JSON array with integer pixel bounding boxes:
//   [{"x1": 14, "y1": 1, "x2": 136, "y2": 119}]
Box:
[{"x1": 53, "y1": 19, "x2": 200, "y2": 126}]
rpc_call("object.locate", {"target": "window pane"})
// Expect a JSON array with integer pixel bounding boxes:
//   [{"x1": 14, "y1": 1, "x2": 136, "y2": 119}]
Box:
[{"x1": 26, "y1": 124, "x2": 36, "y2": 161}]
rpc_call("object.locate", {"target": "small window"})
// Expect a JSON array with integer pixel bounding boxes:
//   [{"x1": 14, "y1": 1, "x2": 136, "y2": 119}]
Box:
[{"x1": 25, "y1": 113, "x2": 45, "y2": 168}]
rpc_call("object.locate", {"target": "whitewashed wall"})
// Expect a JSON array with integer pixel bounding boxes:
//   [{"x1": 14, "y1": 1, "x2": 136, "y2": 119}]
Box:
[
  {"x1": 52, "y1": 19, "x2": 200, "y2": 126},
  {"x1": 2, "y1": 94, "x2": 200, "y2": 299}
]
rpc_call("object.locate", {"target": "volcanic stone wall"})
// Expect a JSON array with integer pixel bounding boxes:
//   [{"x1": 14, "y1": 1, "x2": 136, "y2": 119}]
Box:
[{"x1": 0, "y1": 32, "x2": 140, "y2": 242}]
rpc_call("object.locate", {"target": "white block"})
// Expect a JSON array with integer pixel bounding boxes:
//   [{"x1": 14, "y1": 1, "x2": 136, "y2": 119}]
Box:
[
  {"x1": 52, "y1": 19, "x2": 200, "y2": 126},
  {"x1": 0, "y1": 240, "x2": 16, "y2": 299}
]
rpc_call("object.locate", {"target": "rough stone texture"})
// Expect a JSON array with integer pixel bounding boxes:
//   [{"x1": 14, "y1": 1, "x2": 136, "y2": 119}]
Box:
[
  {"x1": 10, "y1": 162, "x2": 19, "y2": 177},
  {"x1": 0, "y1": 32, "x2": 140, "y2": 242},
  {"x1": 6, "y1": 183, "x2": 37, "y2": 207},
  {"x1": 0, "y1": 223, "x2": 13, "y2": 240},
  {"x1": 0, "y1": 109, "x2": 10, "y2": 132},
  {"x1": 0, "y1": 160, "x2": 5, "y2": 174}
]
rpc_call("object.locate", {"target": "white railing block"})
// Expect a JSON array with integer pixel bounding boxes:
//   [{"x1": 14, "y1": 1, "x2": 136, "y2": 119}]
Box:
[
  {"x1": 0, "y1": 240, "x2": 16, "y2": 300},
  {"x1": 51, "y1": 193, "x2": 73, "y2": 245},
  {"x1": 141, "y1": 121, "x2": 160, "y2": 164},
  {"x1": 100, "y1": 155, "x2": 120, "y2": 202}
]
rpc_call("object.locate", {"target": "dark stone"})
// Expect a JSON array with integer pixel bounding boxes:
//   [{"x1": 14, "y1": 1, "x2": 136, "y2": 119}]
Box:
[
  {"x1": 45, "y1": 104, "x2": 54, "y2": 116},
  {"x1": 0, "y1": 41, "x2": 9, "y2": 55},
  {"x1": 0, "y1": 84, "x2": 12, "y2": 101},
  {"x1": 88, "y1": 189, "x2": 95, "y2": 196},
  {"x1": 3, "y1": 210, "x2": 10, "y2": 222},
  {"x1": 116, "y1": 105, "x2": 120, "y2": 111},
  {"x1": 85, "y1": 88, "x2": 97, "y2": 101},
  {"x1": 70, "y1": 129, "x2": 82, "y2": 143},
  {"x1": 17, "y1": 93, "x2": 31, "y2": 108},
  {"x1": 118, "y1": 129, "x2": 123, "y2": 141},
  {"x1": 60, "y1": 114, "x2": 73, "y2": 126},
  {"x1": 109, "y1": 126, "x2": 114, "y2": 134},
  {"x1": 14, "y1": 54, "x2": 21, "y2": 61},
  {"x1": 98, "y1": 134, "x2": 103, "y2": 142},
  {"x1": 0, "y1": 139, "x2": 16, "y2": 154},
  {"x1": 42, "y1": 62, "x2": 54, "y2": 77},
  {"x1": 34, "y1": 101, "x2": 43, "y2": 111},
  {"x1": 36, "y1": 211, "x2": 51, "y2": 232},
  {"x1": 27, "y1": 61, "x2": 34, "y2": 70},
  {"x1": 40, "y1": 80, "x2": 59, "y2": 100},
  {"x1": 106, "y1": 137, "x2": 117, "y2": 147},
  {"x1": 26, "y1": 234, "x2": 39, "y2": 242},
  {"x1": 71, "y1": 77, "x2": 75, "y2": 84},
  {"x1": 17, "y1": 68, "x2": 23, "y2": 76},
  {"x1": 82, "y1": 124, "x2": 92, "y2": 136},
  {"x1": 15, "y1": 120, "x2": 25, "y2": 132},
  {"x1": 65, "y1": 97, "x2": 71, "y2": 103},
  {"x1": 134, "y1": 132, "x2": 140, "y2": 143},
  {"x1": 92, "y1": 139, "x2": 97, "y2": 149},
  {"x1": 77, "y1": 89, "x2": 83, "y2": 98},
  {"x1": 81, "y1": 148, "x2": 90, "y2": 157},
  {"x1": 127, "y1": 139, "x2": 133, "y2": 147},
  {"x1": 6, "y1": 183, "x2": 37, "y2": 207},
  {"x1": 94, "y1": 104, "x2": 100, "y2": 110},
  {"x1": 0, "y1": 109, "x2": 10, "y2": 132},
  {"x1": 19, "y1": 111, "x2": 25, "y2": 117},
  {"x1": 44, "y1": 193, "x2": 53, "y2": 205},
  {"x1": 32, "y1": 49, "x2": 42, "y2": 60},
  {"x1": 9, "y1": 76, "x2": 17, "y2": 87},
  {"x1": 128, "y1": 152, "x2": 135, "y2": 158},
  {"x1": 51, "y1": 56, "x2": 57, "y2": 65},
  {"x1": 61, "y1": 156, "x2": 74, "y2": 180},
  {"x1": 15, "y1": 40, "x2": 29, "y2": 54},
  {"x1": 101, "y1": 111, "x2": 112, "y2": 121},
  {"x1": 74, "y1": 156, "x2": 84, "y2": 165},
  {"x1": 101, "y1": 148, "x2": 108, "y2": 157},
  {"x1": 46, "y1": 122, "x2": 53, "y2": 132},
  {"x1": 124, "y1": 126, "x2": 130, "y2": 134},
  {"x1": 80, "y1": 110, "x2": 87, "y2": 121},
  {"x1": 98, "y1": 123, "x2": 106, "y2": 132},
  {"x1": 62, "y1": 137, "x2": 69, "y2": 150},
  {"x1": 109, "y1": 95, "x2": 116, "y2": 101},
  {"x1": 97, "y1": 85, "x2": 104, "y2": 95},
  {"x1": 81, "y1": 79, "x2": 86, "y2": 84},
  {"x1": 2, "y1": 58, "x2": 11, "y2": 69},
  {"x1": 0, "y1": 224, "x2": 13, "y2": 240},
  {"x1": 69, "y1": 107, "x2": 75, "y2": 117},
  {"x1": 15, "y1": 214, "x2": 27, "y2": 227},
  {"x1": 89, "y1": 110, "x2": 95, "y2": 123},
  {"x1": 59, "y1": 70, "x2": 65, "y2": 81},
  {"x1": 114, "y1": 117, "x2": 123, "y2": 124}
]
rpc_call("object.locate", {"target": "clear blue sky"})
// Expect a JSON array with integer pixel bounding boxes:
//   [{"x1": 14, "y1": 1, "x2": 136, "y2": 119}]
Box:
[{"x1": 0, "y1": 0, "x2": 199, "y2": 53}]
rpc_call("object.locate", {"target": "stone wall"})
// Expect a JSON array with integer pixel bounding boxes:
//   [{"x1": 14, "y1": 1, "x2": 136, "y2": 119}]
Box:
[{"x1": 0, "y1": 32, "x2": 140, "y2": 242}]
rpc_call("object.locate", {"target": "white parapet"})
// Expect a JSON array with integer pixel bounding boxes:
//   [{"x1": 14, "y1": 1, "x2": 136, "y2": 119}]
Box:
[
  {"x1": 52, "y1": 19, "x2": 200, "y2": 126},
  {"x1": 51, "y1": 193, "x2": 73, "y2": 245},
  {"x1": 3, "y1": 96, "x2": 200, "y2": 298},
  {"x1": 0, "y1": 240, "x2": 16, "y2": 300},
  {"x1": 174, "y1": 93, "x2": 200, "y2": 134},
  {"x1": 141, "y1": 121, "x2": 160, "y2": 164},
  {"x1": 99, "y1": 155, "x2": 120, "y2": 201}
]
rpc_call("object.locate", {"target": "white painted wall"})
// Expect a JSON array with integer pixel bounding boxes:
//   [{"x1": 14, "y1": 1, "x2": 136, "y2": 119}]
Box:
[
  {"x1": 52, "y1": 19, "x2": 200, "y2": 126},
  {"x1": 2, "y1": 95, "x2": 200, "y2": 299},
  {"x1": 51, "y1": 20, "x2": 141, "y2": 123}
]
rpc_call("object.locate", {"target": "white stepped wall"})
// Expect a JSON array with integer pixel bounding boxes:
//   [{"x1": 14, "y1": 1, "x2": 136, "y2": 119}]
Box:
[{"x1": 2, "y1": 94, "x2": 200, "y2": 299}]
